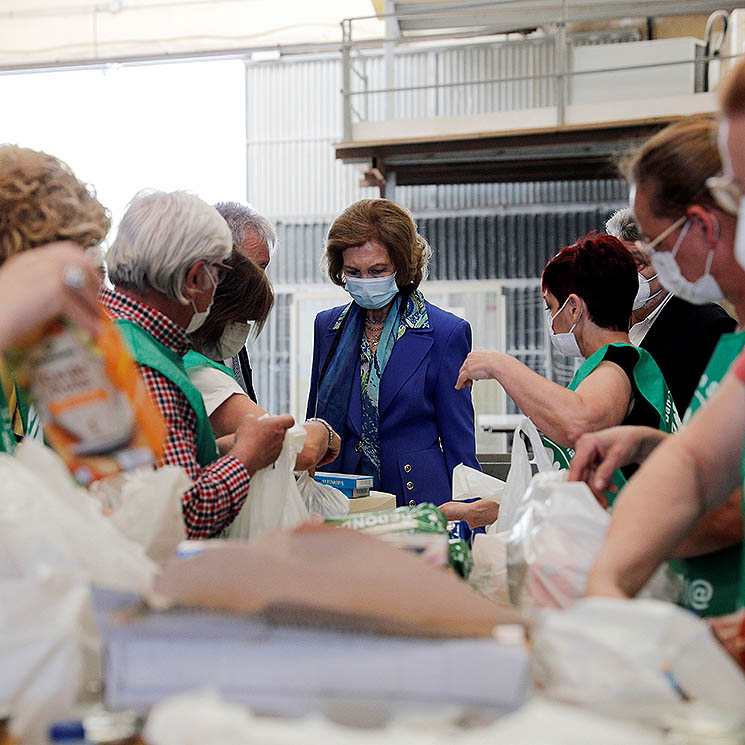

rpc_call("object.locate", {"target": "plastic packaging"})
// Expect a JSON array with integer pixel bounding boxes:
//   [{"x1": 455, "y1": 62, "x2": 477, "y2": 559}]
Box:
[
  {"x1": 296, "y1": 471, "x2": 350, "y2": 519},
  {"x1": 10, "y1": 316, "x2": 166, "y2": 486},
  {"x1": 467, "y1": 417, "x2": 553, "y2": 606},
  {"x1": 326, "y1": 502, "x2": 447, "y2": 534},
  {"x1": 228, "y1": 423, "x2": 310, "y2": 540},
  {"x1": 533, "y1": 597, "x2": 745, "y2": 729},
  {"x1": 327, "y1": 503, "x2": 472, "y2": 577}
]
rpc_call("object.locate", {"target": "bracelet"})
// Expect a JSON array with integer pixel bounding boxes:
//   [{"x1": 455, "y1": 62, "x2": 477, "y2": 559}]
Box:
[{"x1": 306, "y1": 417, "x2": 334, "y2": 448}]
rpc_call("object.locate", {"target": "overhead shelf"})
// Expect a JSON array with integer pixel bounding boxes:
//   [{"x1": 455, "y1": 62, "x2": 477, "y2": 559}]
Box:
[
  {"x1": 335, "y1": 93, "x2": 717, "y2": 185},
  {"x1": 386, "y1": 1, "x2": 736, "y2": 36}
]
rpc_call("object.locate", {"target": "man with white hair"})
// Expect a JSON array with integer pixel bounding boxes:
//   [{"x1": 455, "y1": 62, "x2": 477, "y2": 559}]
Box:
[
  {"x1": 102, "y1": 190, "x2": 293, "y2": 539},
  {"x1": 606, "y1": 207, "x2": 734, "y2": 414},
  {"x1": 213, "y1": 201, "x2": 275, "y2": 401}
]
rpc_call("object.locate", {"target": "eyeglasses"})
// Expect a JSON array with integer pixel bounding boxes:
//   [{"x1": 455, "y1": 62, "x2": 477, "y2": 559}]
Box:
[
  {"x1": 209, "y1": 261, "x2": 232, "y2": 283},
  {"x1": 634, "y1": 215, "x2": 688, "y2": 258},
  {"x1": 706, "y1": 174, "x2": 744, "y2": 216}
]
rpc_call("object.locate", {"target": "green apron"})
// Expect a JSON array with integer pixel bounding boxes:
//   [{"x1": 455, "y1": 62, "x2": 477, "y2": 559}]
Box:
[
  {"x1": 115, "y1": 320, "x2": 219, "y2": 467},
  {"x1": 183, "y1": 350, "x2": 238, "y2": 381},
  {"x1": 673, "y1": 331, "x2": 745, "y2": 616},
  {"x1": 542, "y1": 343, "x2": 679, "y2": 504},
  {"x1": 10, "y1": 367, "x2": 42, "y2": 442},
  {"x1": 0, "y1": 383, "x2": 16, "y2": 455}
]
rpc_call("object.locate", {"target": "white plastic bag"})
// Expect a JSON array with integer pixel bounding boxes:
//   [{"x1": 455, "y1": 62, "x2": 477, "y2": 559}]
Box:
[
  {"x1": 505, "y1": 470, "x2": 683, "y2": 610},
  {"x1": 1, "y1": 440, "x2": 157, "y2": 593},
  {"x1": 451, "y1": 463, "x2": 505, "y2": 502},
  {"x1": 533, "y1": 597, "x2": 745, "y2": 728},
  {"x1": 468, "y1": 418, "x2": 553, "y2": 605},
  {"x1": 89, "y1": 465, "x2": 190, "y2": 567},
  {"x1": 0, "y1": 566, "x2": 99, "y2": 744},
  {"x1": 228, "y1": 424, "x2": 310, "y2": 540},
  {"x1": 506, "y1": 471, "x2": 609, "y2": 609},
  {"x1": 296, "y1": 471, "x2": 350, "y2": 519},
  {"x1": 494, "y1": 417, "x2": 554, "y2": 534}
]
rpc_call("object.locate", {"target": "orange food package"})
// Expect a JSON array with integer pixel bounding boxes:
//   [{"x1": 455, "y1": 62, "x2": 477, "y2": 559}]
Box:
[{"x1": 12, "y1": 310, "x2": 167, "y2": 485}]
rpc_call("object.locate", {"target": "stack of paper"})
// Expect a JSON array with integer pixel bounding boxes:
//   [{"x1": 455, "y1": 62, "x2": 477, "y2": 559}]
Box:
[{"x1": 103, "y1": 609, "x2": 531, "y2": 716}]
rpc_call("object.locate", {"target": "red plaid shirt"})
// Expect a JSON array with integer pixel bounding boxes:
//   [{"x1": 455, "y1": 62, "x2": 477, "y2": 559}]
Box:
[{"x1": 100, "y1": 287, "x2": 250, "y2": 539}]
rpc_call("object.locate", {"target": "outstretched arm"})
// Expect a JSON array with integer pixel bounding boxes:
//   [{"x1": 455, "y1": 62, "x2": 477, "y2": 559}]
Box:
[{"x1": 457, "y1": 351, "x2": 630, "y2": 448}]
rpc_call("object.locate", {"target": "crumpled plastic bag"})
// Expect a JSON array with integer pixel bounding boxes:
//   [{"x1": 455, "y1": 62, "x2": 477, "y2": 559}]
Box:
[
  {"x1": 506, "y1": 471, "x2": 682, "y2": 610},
  {"x1": 296, "y1": 471, "x2": 350, "y2": 519},
  {"x1": 1, "y1": 440, "x2": 157, "y2": 593},
  {"x1": 451, "y1": 464, "x2": 505, "y2": 503},
  {"x1": 0, "y1": 566, "x2": 99, "y2": 745},
  {"x1": 143, "y1": 689, "x2": 666, "y2": 745},
  {"x1": 506, "y1": 471, "x2": 609, "y2": 609},
  {"x1": 89, "y1": 465, "x2": 190, "y2": 567},
  {"x1": 533, "y1": 597, "x2": 745, "y2": 728},
  {"x1": 228, "y1": 424, "x2": 310, "y2": 540},
  {"x1": 467, "y1": 418, "x2": 553, "y2": 606}
]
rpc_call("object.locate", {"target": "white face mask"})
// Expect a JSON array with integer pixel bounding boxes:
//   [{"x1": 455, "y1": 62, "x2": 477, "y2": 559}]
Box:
[
  {"x1": 548, "y1": 296, "x2": 584, "y2": 358},
  {"x1": 204, "y1": 322, "x2": 251, "y2": 361},
  {"x1": 632, "y1": 272, "x2": 663, "y2": 311},
  {"x1": 650, "y1": 219, "x2": 724, "y2": 305},
  {"x1": 185, "y1": 265, "x2": 218, "y2": 334},
  {"x1": 735, "y1": 195, "x2": 745, "y2": 271}
]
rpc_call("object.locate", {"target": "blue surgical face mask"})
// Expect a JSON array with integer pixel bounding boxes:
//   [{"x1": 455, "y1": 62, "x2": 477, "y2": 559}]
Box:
[{"x1": 344, "y1": 272, "x2": 399, "y2": 309}]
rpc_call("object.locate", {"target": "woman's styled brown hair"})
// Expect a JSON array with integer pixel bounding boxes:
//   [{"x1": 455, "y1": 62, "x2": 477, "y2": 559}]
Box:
[
  {"x1": 324, "y1": 199, "x2": 432, "y2": 291},
  {"x1": 619, "y1": 116, "x2": 720, "y2": 219},
  {"x1": 720, "y1": 57, "x2": 745, "y2": 116},
  {"x1": 0, "y1": 145, "x2": 111, "y2": 263},
  {"x1": 190, "y1": 249, "x2": 274, "y2": 354}
]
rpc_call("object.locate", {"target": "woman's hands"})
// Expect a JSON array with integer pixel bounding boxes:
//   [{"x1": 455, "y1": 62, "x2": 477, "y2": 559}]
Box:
[
  {"x1": 710, "y1": 609, "x2": 745, "y2": 671},
  {"x1": 317, "y1": 428, "x2": 341, "y2": 467},
  {"x1": 568, "y1": 426, "x2": 668, "y2": 503},
  {"x1": 455, "y1": 350, "x2": 501, "y2": 390},
  {"x1": 439, "y1": 498, "x2": 499, "y2": 529},
  {"x1": 0, "y1": 242, "x2": 102, "y2": 351}
]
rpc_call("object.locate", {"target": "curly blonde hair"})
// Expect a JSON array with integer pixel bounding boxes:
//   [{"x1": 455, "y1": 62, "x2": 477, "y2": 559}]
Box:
[{"x1": 0, "y1": 145, "x2": 111, "y2": 264}]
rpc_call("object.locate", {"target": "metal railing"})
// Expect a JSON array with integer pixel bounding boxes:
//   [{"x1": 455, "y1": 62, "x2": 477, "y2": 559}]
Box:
[{"x1": 340, "y1": 3, "x2": 743, "y2": 140}]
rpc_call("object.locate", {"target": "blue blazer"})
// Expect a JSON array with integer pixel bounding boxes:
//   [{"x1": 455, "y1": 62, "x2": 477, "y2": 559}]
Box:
[{"x1": 306, "y1": 299, "x2": 480, "y2": 507}]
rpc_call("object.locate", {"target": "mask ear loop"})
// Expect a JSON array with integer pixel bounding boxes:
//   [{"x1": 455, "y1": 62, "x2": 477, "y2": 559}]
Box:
[
  {"x1": 670, "y1": 220, "x2": 691, "y2": 259},
  {"x1": 703, "y1": 212, "x2": 720, "y2": 277}
]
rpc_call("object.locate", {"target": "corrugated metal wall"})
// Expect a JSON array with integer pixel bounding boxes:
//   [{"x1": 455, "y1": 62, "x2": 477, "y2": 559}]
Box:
[
  {"x1": 271, "y1": 202, "x2": 623, "y2": 285},
  {"x1": 247, "y1": 39, "x2": 629, "y2": 418}
]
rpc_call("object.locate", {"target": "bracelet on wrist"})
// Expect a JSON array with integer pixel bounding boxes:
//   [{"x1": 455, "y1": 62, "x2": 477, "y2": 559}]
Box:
[{"x1": 306, "y1": 417, "x2": 334, "y2": 447}]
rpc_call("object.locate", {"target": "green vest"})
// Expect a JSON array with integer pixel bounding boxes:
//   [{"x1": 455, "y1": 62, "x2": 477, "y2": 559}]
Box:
[
  {"x1": 183, "y1": 350, "x2": 238, "y2": 381},
  {"x1": 673, "y1": 331, "x2": 745, "y2": 616},
  {"x1": 10, "y1": 367, "x2": 42, "y2": 442},
  {"x1": 0, "y1": 382, "x2": 16, "y2": 455},
  {"x1": 115, "y1": 320, "x2": 219, "y2": 467},
  {"x1": 543, "y1": 343, "x2": 679, "y2": 504}
]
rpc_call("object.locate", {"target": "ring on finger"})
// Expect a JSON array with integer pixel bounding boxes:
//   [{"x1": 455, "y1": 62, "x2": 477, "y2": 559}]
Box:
[{"x1": 63, "y1": 265, "x2": 87, "y2": 291}]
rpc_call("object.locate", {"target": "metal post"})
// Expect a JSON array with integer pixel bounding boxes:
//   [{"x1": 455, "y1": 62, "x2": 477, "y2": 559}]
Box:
[
  {"x1": 384, "y1": 169, "x2": 397, "y2": 202},
  {"x1": 384, "y1": 0, "x2": 398, "y2": 120},
  {"x1": 342, "y1": 19, "x2": 352, "y2": 142},
  {"x1": 556, "y1": 0, "x2": 568, "y2": 126}
]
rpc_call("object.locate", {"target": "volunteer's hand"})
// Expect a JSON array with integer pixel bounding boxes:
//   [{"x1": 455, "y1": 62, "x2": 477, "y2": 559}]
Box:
[
  {"x1": 230, "y1": 413, "x2": 295, "y2": 475},
  {"x1": 317, "y1": 428, "x2": 341, "y2": 468},
  {"x1": 439, "y1": 498, "x2": 499, "y2": 529},
  {"x1": 710, "y1": 609, "x2": 745, "y2": 671},
  {"x1": 0, "y1": 242, "x2": 101, "y2": 351},
  {"x1": 569, "y1": 426, "x2": 667, "y2": 504},
  {"x1": 455, "y1": 349, "x2": 500, "y2": 390}
]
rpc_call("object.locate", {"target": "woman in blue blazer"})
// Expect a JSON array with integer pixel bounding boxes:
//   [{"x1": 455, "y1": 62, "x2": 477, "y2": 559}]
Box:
[{"x1": 306, "y1": 199, "x2": 480, "y2": 507}]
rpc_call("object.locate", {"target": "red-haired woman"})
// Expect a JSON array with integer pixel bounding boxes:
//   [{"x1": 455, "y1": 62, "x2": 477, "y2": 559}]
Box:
[{"x1": 443, "y1": 232, "x2": 679, "y2": 527}]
